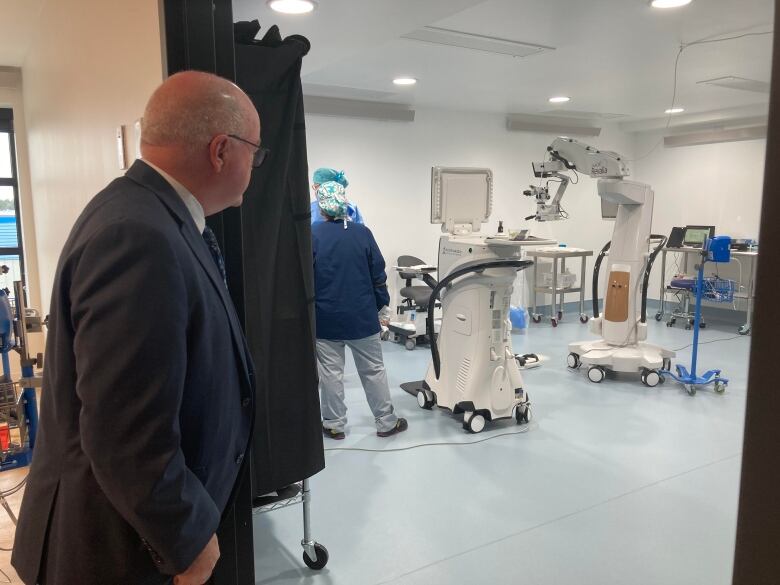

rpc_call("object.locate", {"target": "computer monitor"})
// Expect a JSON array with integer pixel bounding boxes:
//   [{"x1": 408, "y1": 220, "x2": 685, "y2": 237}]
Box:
[
  {"x1": 683, "y1": 225, "x2": 715, "y2": 248},
  {"x1": 430, "y1": 166, "x2": 493, "y2": 233}
]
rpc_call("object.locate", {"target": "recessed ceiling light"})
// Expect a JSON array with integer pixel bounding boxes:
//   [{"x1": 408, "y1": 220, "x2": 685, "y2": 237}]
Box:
[
  {"x1": 267, "y1": 0, "x2": 317, "y2": 14},
  {"x1": 548, "y1": 96, "x2": 570, "y2": 104},
  {"x1": 393, "y1": 77, "x2": 417, "y2": 86},
  {"x1": 665, "y1": 107, "x2": 685, "y2": 114},
  {"x1": 650, "y1": 0, "x2": 692, "y2": 8}
]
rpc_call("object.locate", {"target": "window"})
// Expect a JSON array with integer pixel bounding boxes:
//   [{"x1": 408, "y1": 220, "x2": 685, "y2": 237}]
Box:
[{"x1": 0, "y1": 109, "x2": 26, "y2": 301}]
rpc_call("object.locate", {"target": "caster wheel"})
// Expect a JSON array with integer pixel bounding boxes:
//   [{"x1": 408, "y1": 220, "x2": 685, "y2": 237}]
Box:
[
  {"x1": 714, "y1": 381, "x2": 726, "y2": 394},
  {"x1": 587, "y1": 366, "x2": 605, "y2": 383},
  {"x1": 655, "y1": 312, "x2": 663, "y2": 322},
  {"x1": 557, "y1": 311, "x2": 563, "y2": 321},
  {"x1": 405, "y1": 338, "x2": 416, "y2": 351},
  {"x1": 464, "y1": 412, "x2": 486, "y2": 434},
  {"x1": 566, "y1": 352, "x2": 581, "y2": 369},
  {"x1": 416, "y1": 389, "x2": 434, "y2": 410},
  {"x1": 380, "y1": 330, "x2": 390, "y2": 341},
  {"x1": 666, "y1": 321, "x2": 673, "y2": 328},
  {"x1": 685, "y1": 384, "x2": 697, "y2": 396},
  {"x1": 684, "y1": 324, "x2": 692, "y2": 331},
  {"x1": 551, "y1": 318, "x2": 558, "y2": 328},
  {"x1": 738, "y1": 325, "x2": 751, "y2": 336},
  {"x1": 303, "y1": 543, "x2": 329, "y2": 570},
  {"x1": 670, "y1": 318, "x2": 677, "y2": 325},
  {"x1": 641, "y1": 369, "x2": 661, "y2": 388},
  {"x1": 532, "y1": 315, "x2": 542, "y2": 324},
  {"x1": 700, "y1": 322, "x2": 707, "y2": 329},
  {"x1": 515, "y1": 400, "x2": 531, "y2": 424},
  {"x1": 580, "y1": 314, "x2": 589, "y2": 324}
]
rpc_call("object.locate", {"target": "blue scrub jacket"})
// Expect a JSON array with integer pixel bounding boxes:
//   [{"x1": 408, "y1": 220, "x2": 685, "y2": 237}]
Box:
[{"x1": 312, "y1": 220, "x2": 390, "y2": 340}]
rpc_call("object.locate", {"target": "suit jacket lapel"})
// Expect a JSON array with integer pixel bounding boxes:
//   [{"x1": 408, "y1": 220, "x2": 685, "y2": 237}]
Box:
[{"x1": 125, "y1": 161, "x2": 252, "y2": 385}]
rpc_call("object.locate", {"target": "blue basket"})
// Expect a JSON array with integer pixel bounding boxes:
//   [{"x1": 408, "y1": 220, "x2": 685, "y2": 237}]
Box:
[{"x1": 700, "y1": 277, "x2": 735, "y2": 303}]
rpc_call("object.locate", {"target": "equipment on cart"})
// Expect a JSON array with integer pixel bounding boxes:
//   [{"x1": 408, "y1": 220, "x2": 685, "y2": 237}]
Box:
[
  {"x1": 402, "y1": 167, "x2": 553, "y2": 433},
  {"x1": 386, "y1": 256, "x2": 439, "y2": 350},
  {"x1": 0, "y1": 281, "x2": 43, "y2": 529},
  {"x1": 661, "y1": 236, "x2": 732, "y2": 396},
  {"x1": 525, "y1": 137, "x2": 674, "y2": 385},
  {"x1": 666, "y1": 276, "x2": 709, "y2": 330},
  {"x1": 682, "y1": 225, "x2": 715, "y2": 248},
  {"x1": 0, "y1": 281, "x2": 42, "y2": 474}
]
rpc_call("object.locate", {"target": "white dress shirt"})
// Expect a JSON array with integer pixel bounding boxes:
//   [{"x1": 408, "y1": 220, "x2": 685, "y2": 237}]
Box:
[{"x1": 142, "y1": 159, "x2": 206, "y2": 233}]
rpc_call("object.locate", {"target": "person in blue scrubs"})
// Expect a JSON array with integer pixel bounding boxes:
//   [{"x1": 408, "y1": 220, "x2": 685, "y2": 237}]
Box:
[
  {"x1": 312, "y1": 181, "x2": 407, "y2": 440},
  {"x1": 310, "y1": 167, "x2": 365, "y2": 225}
]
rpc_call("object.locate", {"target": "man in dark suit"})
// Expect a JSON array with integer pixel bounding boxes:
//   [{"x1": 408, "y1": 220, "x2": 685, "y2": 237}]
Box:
[{"x1": 12, "y1": 71, "x2": 264, "y2": 585}]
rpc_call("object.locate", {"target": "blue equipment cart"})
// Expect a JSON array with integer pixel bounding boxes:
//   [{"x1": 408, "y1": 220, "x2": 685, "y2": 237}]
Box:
[{"x1": 661, "y1": 236, "x2": 732, "y2": 396}]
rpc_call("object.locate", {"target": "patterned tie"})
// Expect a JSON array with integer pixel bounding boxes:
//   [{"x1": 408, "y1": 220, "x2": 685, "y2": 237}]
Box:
[{"x1": 202, "y1": 225, "x2": 228, "y2": 287}]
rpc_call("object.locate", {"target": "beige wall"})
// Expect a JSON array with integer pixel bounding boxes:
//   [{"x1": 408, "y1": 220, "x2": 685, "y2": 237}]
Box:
[
  {"x1": 22, "y1": 0, "x2": 164, "y2": 310},
  {"x1": 0, "y1": 67, "x2": 41, "y2": 314}
]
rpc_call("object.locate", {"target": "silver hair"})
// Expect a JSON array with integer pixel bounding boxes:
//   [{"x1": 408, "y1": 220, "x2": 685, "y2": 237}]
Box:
[{"x1": 141, "y1": 81, "x2": 251, "y2": 151}]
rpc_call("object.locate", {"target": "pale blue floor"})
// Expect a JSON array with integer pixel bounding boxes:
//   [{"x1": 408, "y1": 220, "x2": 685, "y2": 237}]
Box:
[{"x1": 252, "y1": 317, "x2": 749, "y2": 585}]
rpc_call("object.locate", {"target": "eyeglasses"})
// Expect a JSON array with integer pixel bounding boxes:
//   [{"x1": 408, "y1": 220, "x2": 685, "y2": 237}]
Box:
[{"x1": 227, "y1": 134, "x2": 270, "y2": 168}]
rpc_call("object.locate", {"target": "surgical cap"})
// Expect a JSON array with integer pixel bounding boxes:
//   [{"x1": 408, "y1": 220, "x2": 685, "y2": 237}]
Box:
[
  {"x1": 316, "y1": 181, "x2": 349, "y2": 219},
  {"x1": 312, "y1": 167, "x2": 349, "y2": 188}
]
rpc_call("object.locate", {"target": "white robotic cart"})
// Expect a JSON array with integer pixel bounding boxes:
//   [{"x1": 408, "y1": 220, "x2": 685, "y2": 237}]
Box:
[{"x1": 402, "y1": 167, "x2": 554, "y2": 432}]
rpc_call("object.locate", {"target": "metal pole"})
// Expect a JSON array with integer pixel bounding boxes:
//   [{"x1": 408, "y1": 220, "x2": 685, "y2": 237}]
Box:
[
  {"x1": 691, "y1": 254, "x2": 706, "y2": 378},
  {"x1": 659, "y1": 249, "x2": 667, "y2": 317}
]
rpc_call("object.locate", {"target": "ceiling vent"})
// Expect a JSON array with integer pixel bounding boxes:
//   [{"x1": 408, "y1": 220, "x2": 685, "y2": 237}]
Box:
[
  {"x1": 302, "y1": 83, "x2": 398, "y2": 102},
  {"x1": 401, "y1": 26, "x2": 554, "y2": 58},
  {"x1": 506, "y1": 114, "x2": 601, "y2": 137},
  {"x1": 304, "y1": 96, "x2": 415, "y2": 122},
  {"x1": 697, "y1": 76, "x2": 771, "y2": 94},
  {"x1": 539, "y1": 109, "x2": 628, "y2": 120}
]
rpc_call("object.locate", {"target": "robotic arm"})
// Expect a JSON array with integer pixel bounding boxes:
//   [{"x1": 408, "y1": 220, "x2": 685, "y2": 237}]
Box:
[{"x1": 524, "y1": 137, "x2": 630, "y2": 221}]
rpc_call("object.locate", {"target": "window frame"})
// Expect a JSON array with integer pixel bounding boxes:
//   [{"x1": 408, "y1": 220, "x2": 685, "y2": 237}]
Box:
[{"x1": 0, "y1": 108, "x2": 26, "y2": 291}]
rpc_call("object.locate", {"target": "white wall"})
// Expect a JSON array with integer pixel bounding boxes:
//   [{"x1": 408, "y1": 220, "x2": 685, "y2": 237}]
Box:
[
  {"x1": 21, "y1": 0, "x2": 164, "y2": 311},
  {"x1": 305, "y1": 107, "x2": 635, "y2": 309},
  {"x1": 632, "y1": 134, "x2": 766, "y2": 303}
]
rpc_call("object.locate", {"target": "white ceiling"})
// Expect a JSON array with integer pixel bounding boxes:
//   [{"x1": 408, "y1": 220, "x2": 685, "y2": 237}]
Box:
[
  {"x1": 0, "y1": 0, "x2": 45, "y2": 68},
  {"x1": 1, "y1": 0, "x2": 773, "y2": 121},
  {"x1": 233, "y1": 0, "x2": 775, "y2": 121}
]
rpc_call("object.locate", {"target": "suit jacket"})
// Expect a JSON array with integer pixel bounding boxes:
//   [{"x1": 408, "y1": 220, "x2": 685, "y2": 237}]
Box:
[{"x1": 11, "y1": 160, "x2": 255, "y2": 585}]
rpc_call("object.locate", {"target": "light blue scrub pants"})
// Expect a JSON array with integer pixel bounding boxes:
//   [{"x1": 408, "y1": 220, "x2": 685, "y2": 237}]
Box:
[{"x1": 316, "y1": 334, "x2": 398, "y2": 433}]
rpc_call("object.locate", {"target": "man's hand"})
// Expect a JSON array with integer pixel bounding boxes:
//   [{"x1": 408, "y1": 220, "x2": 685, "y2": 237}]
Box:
[{"x1": 173, "y1": 534, "x2": 220, "y2": 585}]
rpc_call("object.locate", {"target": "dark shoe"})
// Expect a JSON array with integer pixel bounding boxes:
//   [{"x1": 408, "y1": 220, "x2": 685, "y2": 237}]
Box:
[
  {"x1": 322, "y1": 426, "x2": 345, "y2": 440},
  {"x1": 377, "y1": 418, "x2": 408, "y2": 437}
]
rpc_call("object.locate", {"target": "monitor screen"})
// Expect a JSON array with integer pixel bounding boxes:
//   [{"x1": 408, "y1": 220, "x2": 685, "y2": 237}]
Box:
[{"x1": 683, "y1": 226, "x2": 714, "y2": 247}]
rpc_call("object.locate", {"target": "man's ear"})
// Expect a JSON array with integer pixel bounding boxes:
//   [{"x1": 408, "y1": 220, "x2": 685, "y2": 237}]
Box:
[{"x1": 208, "y1": 134, "x2": 229, "y2": 173}]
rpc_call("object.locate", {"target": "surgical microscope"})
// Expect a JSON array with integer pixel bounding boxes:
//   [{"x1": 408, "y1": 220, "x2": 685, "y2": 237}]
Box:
[{"x1": 525, "y1": 137, "x2": 674, "y2": 386}]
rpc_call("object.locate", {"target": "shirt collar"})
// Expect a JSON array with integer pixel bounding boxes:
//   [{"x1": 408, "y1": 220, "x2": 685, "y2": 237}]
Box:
[{"x1": 142, "y1": 159, "x2": 206, "y2": 233}]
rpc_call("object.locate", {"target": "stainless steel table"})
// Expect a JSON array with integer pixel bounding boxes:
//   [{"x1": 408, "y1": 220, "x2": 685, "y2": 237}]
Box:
[{"x1": 526, "y1": 247, "x2": 594, "y2": 327}]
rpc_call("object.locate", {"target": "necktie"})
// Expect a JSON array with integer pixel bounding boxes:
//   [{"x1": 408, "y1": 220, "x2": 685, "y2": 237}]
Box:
[{"x1": 202, "y1": 226, "x2": 227, "y2": 286}]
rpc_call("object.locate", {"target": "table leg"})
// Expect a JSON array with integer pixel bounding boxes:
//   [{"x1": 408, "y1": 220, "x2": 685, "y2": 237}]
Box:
[
  {"x1": 532, "y1": 259, "x2": 538, "y2": 320},
  {"x1": 580, "y1": 255, "x2": 587, "y2": 319},
  {"x1": 551, "y1": 258, "x2": 558, "y2": 325}
]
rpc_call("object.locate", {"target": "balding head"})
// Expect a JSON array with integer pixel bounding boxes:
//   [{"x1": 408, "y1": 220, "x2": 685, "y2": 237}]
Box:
[
  {"x1": 140, "y1": 71, "x2": 262, "y2": 216},
  {"x1": 142, "y1": 71, "x2": 255, "y2": 152}
]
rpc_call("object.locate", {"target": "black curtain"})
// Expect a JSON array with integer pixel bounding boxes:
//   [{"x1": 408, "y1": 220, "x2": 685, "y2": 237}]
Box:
[{"x1": 234, "y1": 21, "x2": 325, "y2": 496}]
